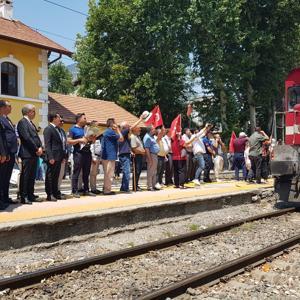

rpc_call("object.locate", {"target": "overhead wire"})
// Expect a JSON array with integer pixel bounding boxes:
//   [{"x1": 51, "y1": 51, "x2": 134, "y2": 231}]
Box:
[
  {"x1": 40, "y1": 0, "x2": 88, "y2": 16},
  {"x1": 29, "y1": 26, "x2": 76, "y2": 42}
]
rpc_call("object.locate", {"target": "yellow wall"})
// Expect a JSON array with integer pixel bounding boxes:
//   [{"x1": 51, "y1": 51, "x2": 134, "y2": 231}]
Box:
[
  {"x1": 1, "y1": 96, "x2": 43, "y2": 127},
  {"x1": 0, "y1": 39, "x2": 42, "y2": 99}
]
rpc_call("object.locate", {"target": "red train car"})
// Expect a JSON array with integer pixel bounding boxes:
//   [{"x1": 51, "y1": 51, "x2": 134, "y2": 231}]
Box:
[{"x1": 271, "y1": 68, "x2": 300, "y2": 206}]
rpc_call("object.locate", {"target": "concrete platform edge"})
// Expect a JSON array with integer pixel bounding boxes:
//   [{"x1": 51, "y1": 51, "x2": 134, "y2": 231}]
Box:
[{"x1": 0, "y1": 188, "x2": 270, "y2": 250}]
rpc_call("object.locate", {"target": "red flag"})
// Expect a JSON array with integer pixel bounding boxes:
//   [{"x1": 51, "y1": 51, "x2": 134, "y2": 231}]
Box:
[
  {"x1": 187, "y1": 104, "x2": 193, "y2": 117},
  {"x1": 170, "y1": 114, "x2": 182, "y2": 139},
  {"x1": 144, "y1": 105, "x2": 163, "y2": 128},
  {"x1": 229, "y1": 131, "x2": 237, "y2": 153}
]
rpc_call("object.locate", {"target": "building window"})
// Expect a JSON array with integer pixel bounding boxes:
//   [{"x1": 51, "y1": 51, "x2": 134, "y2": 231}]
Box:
[
  {"x1": 1, "y1": 62, "x2": 18, "y2": 96},
  {"x1": 0, "y1": 57, "x2": 25, "y2": 98}
]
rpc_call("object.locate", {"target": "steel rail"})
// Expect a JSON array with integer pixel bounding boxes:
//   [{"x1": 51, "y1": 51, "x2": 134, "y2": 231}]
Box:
[
  {"x1": 138, "y1": 233, "x2": 300, "y2": 300},
  {"x1": 0, "y1": 207, "x2": 296, "y2": 291}
]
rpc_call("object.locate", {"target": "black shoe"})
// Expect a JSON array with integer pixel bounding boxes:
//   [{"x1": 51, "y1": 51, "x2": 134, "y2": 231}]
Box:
[
  {"x1": 33, "y1": 194, "x2": 39, "y2": 200},
  {"x1": 46, "y1": 195, "x2": 57, "y2": 202},
  {"x1": 20, "y1": 197, "x2": 32, "y2": 205},
  {"x1": 91, "y1": 190, "x2": 101, "y2": 195},
  {"x1": 103, "y1": 191, "x2": 116, "y2": 195},
  {"x1": 83, "y1": 191, "x2": 97, "y2": 197},
  {"x1": 55, "y1": 194, "x2": 66, "y2": 200},
  {"x1": 4, "y1": 197, "x2": 15, "y2": 204},
  {"x1": 203, "y1": 179, "x2": 212, "y2": 183},
  {"x1": 0, "y1": 201, "x2": 9, "y2": 210},
  {"x1": 135, "y1": 186, "x2": 143, "y2": 191},
  {"x1": 72, "y1": 193, "x2": 81, "y2": 198}
]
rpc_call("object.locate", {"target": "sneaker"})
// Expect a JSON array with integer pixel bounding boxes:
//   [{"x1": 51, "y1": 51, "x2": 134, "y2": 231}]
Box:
[
  {"x1": 155, "y1": 183, "x2": 161, "y2": 190},
  {"x1": 193, "y1": 179, "x2": 201, "y2": 186}
]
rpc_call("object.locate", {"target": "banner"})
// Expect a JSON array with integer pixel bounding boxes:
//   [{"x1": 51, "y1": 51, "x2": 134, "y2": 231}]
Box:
[
  {"x1": 144, "y1": 105, "x2": 163, "y2": 128},
  {"x1": 169, "y1": 114, "x2": 182, "y2": 139},
  {"x1": 229, "y1": 131, "x2": 237, "y2": 153}
]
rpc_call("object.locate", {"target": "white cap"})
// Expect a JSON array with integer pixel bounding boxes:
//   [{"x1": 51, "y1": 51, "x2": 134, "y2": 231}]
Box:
[{"x1": 239, "y1": 132, "x2": 247, "y2": 138}]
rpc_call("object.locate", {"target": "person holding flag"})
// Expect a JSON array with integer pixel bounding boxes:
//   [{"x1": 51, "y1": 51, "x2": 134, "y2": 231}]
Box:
[
  {"x1": 144, "y1": 105, "x2": 164, "y2": 128},
  {"x1": 169, "y1": 115, "x2": 199, "y2": 189}
]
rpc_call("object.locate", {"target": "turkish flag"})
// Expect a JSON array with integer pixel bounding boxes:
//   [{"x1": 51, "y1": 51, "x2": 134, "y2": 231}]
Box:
[
  {"x1": 187, "y1": 104, "x2": 193, "y2": 117},
  {"x1": 169, "y1": 114, "x2": 182, "y2": 139},
  {"x1": 144, "y1": 105, "x2": 163, "y2": 128},
  {"x1": 229, "y1": 131, "x2": 237, "y2": 153}
]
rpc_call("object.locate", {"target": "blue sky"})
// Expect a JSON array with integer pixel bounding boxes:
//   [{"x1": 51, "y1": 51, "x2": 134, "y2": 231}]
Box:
[
  {"x1": 14, "y1": 0, "x2": 88, "y2": 65},
  {"x1": 13, "y1": 0, "x2": 203, "y2": 95}
]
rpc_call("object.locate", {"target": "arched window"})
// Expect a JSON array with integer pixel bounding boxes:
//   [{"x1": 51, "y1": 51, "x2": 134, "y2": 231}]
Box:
[{"x1": 1, "y1": 62, "x2": 18, "y2": 96}]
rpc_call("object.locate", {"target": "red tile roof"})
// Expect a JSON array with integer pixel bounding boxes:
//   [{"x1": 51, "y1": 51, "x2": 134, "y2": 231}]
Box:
[
  {"x1": 49, "y1": 93, "x2": 140, "y2": 126},
  {"x1": 0, "y1": 17, "x2": 72, "y2": 56}
]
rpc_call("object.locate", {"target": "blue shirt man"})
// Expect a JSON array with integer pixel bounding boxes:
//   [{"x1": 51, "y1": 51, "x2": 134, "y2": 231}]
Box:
[
  {"x1": 143, "y1": 133, "x2": 160, "y2": 154},
  {"x1": 101, "y1": 118, "x2": 124, "y2": 195},
  {"x1": 102, "y1": 128, "x2": 120, "y2": 160},
  {"x1": 69, "y1": 125, "x2": 85, "y2": 153}
]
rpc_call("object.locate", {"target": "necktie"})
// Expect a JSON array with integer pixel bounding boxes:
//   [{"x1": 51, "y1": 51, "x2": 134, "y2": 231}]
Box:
[
  {"x1": 6, "y1": 116, "x2": 14, "y2": 129},
  {"x1": 56, "y1": 128, "x2": 66, "y2": 151},
  {"x1": 29, "y1": 120, "x2": 37, "y2": 131}
]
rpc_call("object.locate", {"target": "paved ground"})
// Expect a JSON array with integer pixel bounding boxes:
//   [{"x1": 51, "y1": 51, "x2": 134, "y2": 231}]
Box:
[{"x1": 0, "y1": 179, "x2": 273, "y2": 224}]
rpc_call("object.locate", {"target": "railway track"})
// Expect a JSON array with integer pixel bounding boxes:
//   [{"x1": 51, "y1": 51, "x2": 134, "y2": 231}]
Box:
[
  {"x1": 139, "y1": 233, "x2": 300, "y2": 300},
  {"x1": 0, "y1": 207, "x2": 297, "y2": 293}
]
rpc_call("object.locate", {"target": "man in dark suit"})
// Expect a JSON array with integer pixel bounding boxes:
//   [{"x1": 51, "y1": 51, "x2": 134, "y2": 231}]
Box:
[
  {"x1": 0, "y1": 100, "x2": 18, "y2": 205},
  {"x1": 17, "y1": 104, "x2": 43, "y2": 204},
  {"x1": 43, "y1": 113, "x2": 64, "y2": 201},
  {"x1": 57, "y1": 117, "x2": 69, "y2": 199},
  {"x1": 0, "y1": 104, "x2": 8, "y2": 210}
]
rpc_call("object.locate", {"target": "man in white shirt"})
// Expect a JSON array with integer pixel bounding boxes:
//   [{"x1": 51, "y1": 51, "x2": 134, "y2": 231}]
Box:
[
  {"x1": 155, "y1": 127, "x2": 169, "y2": 187},
  {"x1": 163, "y1": 131, "x2": 173, "y2": 185},
  {"x1": 90, "y1": 121, "x2": 102, "y2": 194},
  {"x1": 191, "y1": 124, "x2": 211, "y2": 185},
  {"x1": 182, "y1": 128, "x2": 194, "y2": 182}
]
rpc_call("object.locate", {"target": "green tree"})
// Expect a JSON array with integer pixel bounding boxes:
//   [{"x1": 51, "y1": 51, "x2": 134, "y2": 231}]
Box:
[
  {"x1": 48, "y1": 61, "x2": 74, "y2": 94},
  {"x1": 75, "y1": 0, "x2": 192, "y2": 124},
  {"x1": 189, "y1": 0, "x2": 300, "y2": 133}
]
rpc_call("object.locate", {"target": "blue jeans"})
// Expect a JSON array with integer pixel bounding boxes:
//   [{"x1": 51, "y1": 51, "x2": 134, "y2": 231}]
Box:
[
  {"x1": 194, "y1": 153, "x2": 205, "y2": 181},
  {"x1": 119, "y1": 154, "x2": 131, "y2": 191},
  {"x1": 233, "y1": 152, "x2": 247, "y2": 180}
]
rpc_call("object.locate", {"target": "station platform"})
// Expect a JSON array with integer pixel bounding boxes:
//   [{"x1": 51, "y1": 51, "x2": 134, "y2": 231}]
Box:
[
  {"x1": 0, "y1": 180, "x2": 272, "y2": 225},
  {"x1": 0, "y1": 179, "x2": 274, "y2": 250}
]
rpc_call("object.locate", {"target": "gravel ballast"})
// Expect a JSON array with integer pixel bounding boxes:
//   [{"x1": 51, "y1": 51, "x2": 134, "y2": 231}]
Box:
[
  {"x1": 181, "y1": 246, "x2": 300, "y2": 300},
  {"x1": 2, "y1": 198, "x2": 300, "y2": 299},
  {"x1": 0, "y1": 197, "x2": 275, "y2": 278}
]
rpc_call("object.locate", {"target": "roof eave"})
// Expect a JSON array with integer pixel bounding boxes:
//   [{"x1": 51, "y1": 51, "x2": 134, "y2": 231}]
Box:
[{"x1": 0, "y1": 35, "x2": 73, "y2": 57}]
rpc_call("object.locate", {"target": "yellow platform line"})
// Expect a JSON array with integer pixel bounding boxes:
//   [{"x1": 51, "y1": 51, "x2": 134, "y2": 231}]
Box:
[{"x1": 0, "y1": 182, "x2": 272, "y2": 224}]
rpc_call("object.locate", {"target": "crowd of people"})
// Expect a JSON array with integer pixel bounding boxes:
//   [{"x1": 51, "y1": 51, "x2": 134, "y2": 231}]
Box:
[{"x1": 0, "y1": 99, "x2": 272, "y2": 211}]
